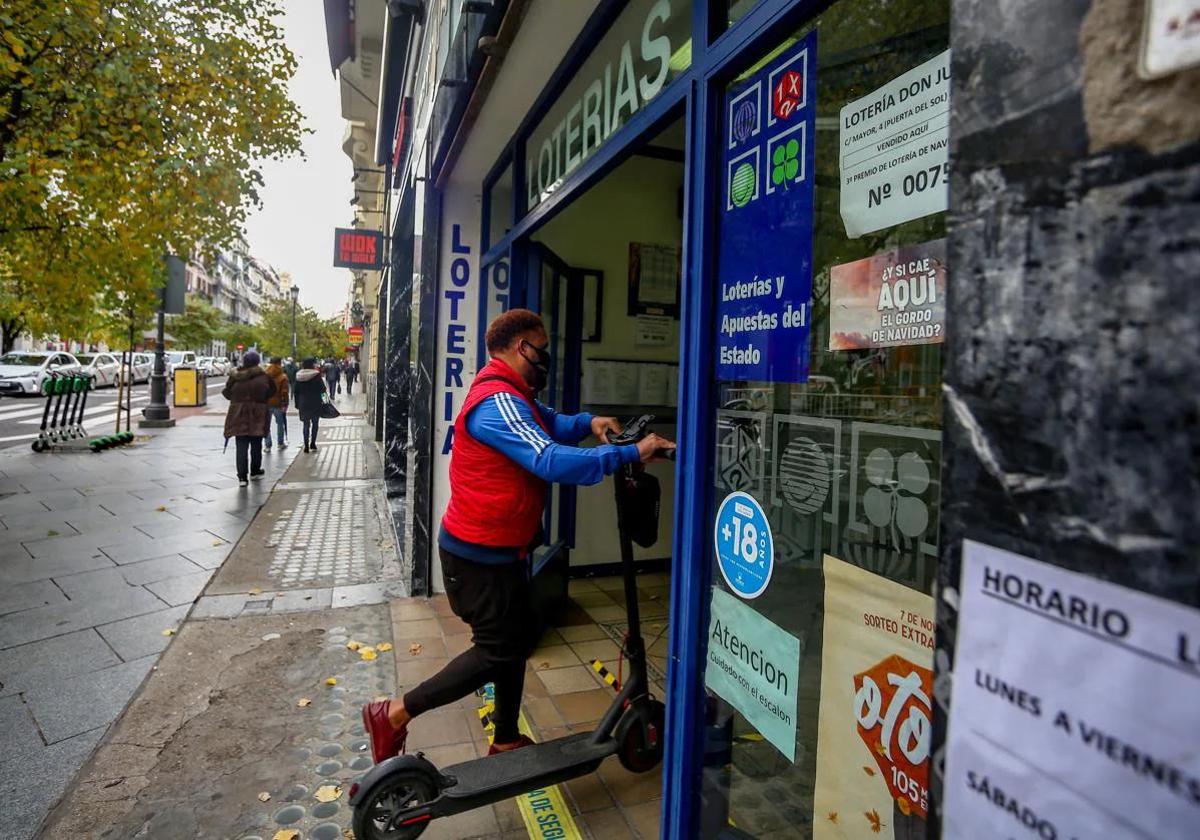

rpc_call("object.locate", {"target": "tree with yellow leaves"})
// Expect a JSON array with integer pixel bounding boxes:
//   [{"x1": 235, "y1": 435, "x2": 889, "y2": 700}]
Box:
[{"x1": 0, "y1": 1, "x2": 304, "y2": 351}]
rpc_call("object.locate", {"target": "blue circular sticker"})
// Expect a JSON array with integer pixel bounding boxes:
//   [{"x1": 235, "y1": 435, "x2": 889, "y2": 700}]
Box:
[{"x1": 714, "y1": 491, "x2": 774, "y2": 599}]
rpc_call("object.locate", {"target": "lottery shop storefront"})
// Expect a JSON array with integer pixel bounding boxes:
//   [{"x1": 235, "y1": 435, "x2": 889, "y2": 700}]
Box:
[{"x1": 435, "y1": 0, "x2": 952, "y2": 836}]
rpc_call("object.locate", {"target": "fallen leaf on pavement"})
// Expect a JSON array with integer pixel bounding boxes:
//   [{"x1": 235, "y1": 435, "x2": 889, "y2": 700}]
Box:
[
  {"x1": 359, "y1": 647, "x2": 377, "y2": 661},
  {"x1": 377, "y1": 642, "x2": 393, "y2": 652},
  {"x1": 314, "y1": 784, "x2": 342, "y2": 803},
  {"x1": 408, "y1": 643, "x2": 421, "y2": 655},
  {"x1": 862, "y1": 765, "x2": 876, "y2": 777},
  {"x1": 538, "y1": 661, "x2": 550, "y2": 670},
  {"x1": 346, "y1": 640, "x2": 362, "y2": 651},
  {"x1": 273, "y1": 831, "x2": 300, "y2": 840},
  {"x1": 161, "y1": 629, "x2": 175, "y2": 636},
  {"x1": 257, "y1": 791, "x2": 271, "y2": 802},
  {"x1": 344, "y1": 829, "x2": 355, "y2": 839},
  {"x1": 297, "y1": 698, "x2": 311, "y2": 707},
  {"x1": 325, "y1": 677, "x2": 337, "y2": 686},
  {"x1": 212, "y1": 539, "x2": 222, "y2": 546},
  {"x1": 155, "y1": 505, "x2": 167, "y2": 512},
  {"x1": 46, "y1": 529, "x2": 59, "y2": 537},
  {"x1": 249, "y1": 587, "x2": 262, "y2": 595}
]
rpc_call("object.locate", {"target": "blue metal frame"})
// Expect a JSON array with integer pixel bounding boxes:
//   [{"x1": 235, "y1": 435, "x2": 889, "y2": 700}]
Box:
[{"x1": 466, "y1": 1, "x2": 833, "y2": 836}]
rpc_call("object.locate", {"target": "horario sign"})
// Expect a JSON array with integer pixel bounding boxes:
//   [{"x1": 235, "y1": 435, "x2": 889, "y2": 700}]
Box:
[{"x1": 333, "y1": 228, "x2": 384, "y2": 270}]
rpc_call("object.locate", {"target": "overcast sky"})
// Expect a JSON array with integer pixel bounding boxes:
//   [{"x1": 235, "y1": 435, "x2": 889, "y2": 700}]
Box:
[{"x1": 244, "y1": 0, "x2": 353, "y2": 319}]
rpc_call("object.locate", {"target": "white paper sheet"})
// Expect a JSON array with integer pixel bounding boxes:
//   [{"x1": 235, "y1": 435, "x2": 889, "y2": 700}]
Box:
[{"x1": 944, "y1": 541, "x2": 1200, "y2": 840}]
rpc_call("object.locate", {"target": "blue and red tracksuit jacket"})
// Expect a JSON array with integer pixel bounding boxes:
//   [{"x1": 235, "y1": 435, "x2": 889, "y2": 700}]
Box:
[{"x1": 439, "y1": 358, "x2": 639, "y2": 564}]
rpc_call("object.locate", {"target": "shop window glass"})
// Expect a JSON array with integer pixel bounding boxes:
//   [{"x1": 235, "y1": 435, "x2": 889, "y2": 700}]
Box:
[
  {"x1": 725, "y1": 0, "x2": 760, "y2": 31},
  {"x1": 486, "y1": 160, "x2": 514, "y2": 250},
  {"x1": 700, "y1": 0, "x2": 950, "y2": 836}
]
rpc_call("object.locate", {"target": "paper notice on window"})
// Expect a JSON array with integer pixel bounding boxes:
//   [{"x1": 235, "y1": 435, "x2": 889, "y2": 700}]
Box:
[
  {"x1": 813, "y1": 555, "x2": 935, "y2": 839},
  {"x1": 637, "y1": 365, "x2": 670, "y2": 406},
  {"x1": 583, "y1": 360, "x2": 614, "y2": 404},
  {"x1": 839, "y1": 50, "x2": 951, "y2": 238},
  {"x1": 944, "y1": 540, "x2": 1200, "y2": 840}
]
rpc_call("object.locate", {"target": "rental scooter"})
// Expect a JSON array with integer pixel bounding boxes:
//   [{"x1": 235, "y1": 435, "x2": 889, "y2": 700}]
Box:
[{"x1": 349, "y1": 414, "x2": 675, "y2": 839}]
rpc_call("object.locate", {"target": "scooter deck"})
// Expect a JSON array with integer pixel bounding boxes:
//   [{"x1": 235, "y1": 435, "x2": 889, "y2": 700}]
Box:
[{"x1": 439, "y1": 733, "x2": 614, "y2": 804}]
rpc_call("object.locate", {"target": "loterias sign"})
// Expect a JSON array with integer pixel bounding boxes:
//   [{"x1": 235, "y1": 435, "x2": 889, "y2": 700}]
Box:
[
  {"x1": 524, "y1": 0, "x2": 692, "y2": 212},
  {"x1": 333, "y1": 228, "x2": 384, "y2": 270}
]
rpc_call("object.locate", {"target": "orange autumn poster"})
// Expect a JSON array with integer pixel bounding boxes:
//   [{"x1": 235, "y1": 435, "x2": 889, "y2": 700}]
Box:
[{"x1": 814, "y1": 555, "x2": 935, "y2": 840}]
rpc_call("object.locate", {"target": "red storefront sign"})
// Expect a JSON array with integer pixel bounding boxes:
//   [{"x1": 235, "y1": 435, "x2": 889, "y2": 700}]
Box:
[
  {"x1": 333, "y1": 228, "x2": 384, "y2": 270},
  {"x1": 348, "y1": 326, "x2": 364, "y2": 346}
]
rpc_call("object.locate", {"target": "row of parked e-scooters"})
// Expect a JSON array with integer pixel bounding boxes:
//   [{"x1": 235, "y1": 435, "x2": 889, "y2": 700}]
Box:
[{"x1": 30, "y1": 371, "x2": 133, "y2": 452}]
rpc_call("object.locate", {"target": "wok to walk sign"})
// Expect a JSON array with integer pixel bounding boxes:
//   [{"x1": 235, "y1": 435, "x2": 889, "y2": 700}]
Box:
[
  {"x1": 333, "y1": 228, "x2": 384, "y2": 270},
  {"x1": 814, "y1": 555, "x2": 935, "y2": 839}
]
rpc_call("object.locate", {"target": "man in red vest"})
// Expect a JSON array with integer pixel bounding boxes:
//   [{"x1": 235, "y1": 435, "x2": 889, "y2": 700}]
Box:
[{"x1": 362, "y1": 308, "x2": 674, "y2": 762}]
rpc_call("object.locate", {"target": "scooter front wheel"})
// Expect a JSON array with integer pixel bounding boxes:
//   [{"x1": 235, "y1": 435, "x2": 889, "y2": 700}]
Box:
[
  {"x1": 616, "y1": 696, "x2": 666, "y2": 773},
  {"x1": 352, "y1": 769, "x2": 438, "y2": 840}
]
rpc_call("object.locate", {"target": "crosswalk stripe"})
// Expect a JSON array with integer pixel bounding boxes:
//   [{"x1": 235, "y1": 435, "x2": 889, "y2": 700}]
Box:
[{"x1": 18, "y1": 399, "x2": 147, "y2": 425}]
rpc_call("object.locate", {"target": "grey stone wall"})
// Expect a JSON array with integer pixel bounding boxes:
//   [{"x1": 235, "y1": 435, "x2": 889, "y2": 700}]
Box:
[{"x1": 932, "y1": 0, "x2": 1200, "y2": 829}]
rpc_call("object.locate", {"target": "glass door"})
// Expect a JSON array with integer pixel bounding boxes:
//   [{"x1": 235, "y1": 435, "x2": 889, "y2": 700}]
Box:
[
  {"x1": 697, "y1": 1, "x2": 950, "y2": 836},
  {"x1": 527, "y1": 242, "x2": 584, "y2": 572}
]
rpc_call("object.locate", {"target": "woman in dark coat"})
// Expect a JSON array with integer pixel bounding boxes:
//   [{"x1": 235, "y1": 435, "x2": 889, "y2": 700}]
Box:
[
  {"x1": 222, "y1": 350, "x2": 276, "y2": 486},
  {"x1": 292, "y1": 357, "x2": 328, "y2": 453}
]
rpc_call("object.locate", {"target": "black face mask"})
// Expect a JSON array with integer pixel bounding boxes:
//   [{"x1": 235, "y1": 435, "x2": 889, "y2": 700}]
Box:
[{"x1": 519, "y1": 340, "x2": 551, "y2": 392}]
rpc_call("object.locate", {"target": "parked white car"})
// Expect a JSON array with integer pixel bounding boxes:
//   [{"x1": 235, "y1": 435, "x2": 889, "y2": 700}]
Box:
[
  {"x1": 197, "y1": 356, "x2": 222, "y2": 377},
  {"x1": 116, "y1": 352, "x2": 153, "y2": 384},
  {"x1": 0, "y1": 351, "x2": 81, "y2": 396},
  {"x1": 212, "y1": 357, "x2": 230, "y2": 376},
  {"x1": 165, "y1": 350, "x2": 198, "y2": 379},
  {"x1": 76, "y1": 353, "x2": 121, "y2": 389}
]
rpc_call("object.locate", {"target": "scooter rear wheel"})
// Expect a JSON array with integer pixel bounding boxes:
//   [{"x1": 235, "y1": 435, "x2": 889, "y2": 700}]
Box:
[{"x1": 352, "y1": 769, "x2": 438, "y2": 840}]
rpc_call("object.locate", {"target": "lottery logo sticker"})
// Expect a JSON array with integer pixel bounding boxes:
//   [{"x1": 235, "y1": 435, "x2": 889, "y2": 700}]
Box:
[{"x1": 714, "y1": 491, "x2": 774, "y2": 598}]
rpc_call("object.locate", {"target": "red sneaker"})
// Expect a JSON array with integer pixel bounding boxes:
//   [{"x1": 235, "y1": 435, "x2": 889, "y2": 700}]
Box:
[
  {"x1": 361, "y1": 701, "x2": 407, "y2": 764},
  {"x1": 487, "y1": 734, "x2": 535, "y2": 756}
]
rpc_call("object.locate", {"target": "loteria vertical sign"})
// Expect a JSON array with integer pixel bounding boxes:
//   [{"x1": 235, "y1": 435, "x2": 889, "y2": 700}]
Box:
[{"x1": 333, "y1": 228, "x2": 384, "y2": 270}]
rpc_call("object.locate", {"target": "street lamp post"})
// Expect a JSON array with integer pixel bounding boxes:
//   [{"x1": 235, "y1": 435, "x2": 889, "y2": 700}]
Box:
[{"x1": 290, "y1": 284, "x2": 299, "y2": 358}]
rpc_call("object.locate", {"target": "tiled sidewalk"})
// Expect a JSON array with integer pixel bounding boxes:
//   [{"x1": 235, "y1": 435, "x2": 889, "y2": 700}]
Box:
[{"x1": 386, "y1": 573, "x2": 673, "y2": 840}]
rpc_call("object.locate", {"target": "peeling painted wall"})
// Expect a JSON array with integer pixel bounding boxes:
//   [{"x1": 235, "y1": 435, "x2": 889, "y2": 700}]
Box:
[{"x1": 932, "y1": 0, "x2": 1200, "y2": 829}]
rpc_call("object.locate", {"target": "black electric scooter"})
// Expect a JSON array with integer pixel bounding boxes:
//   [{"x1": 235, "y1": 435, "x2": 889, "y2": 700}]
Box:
[{"x1": 349, "y1": 414, "x2": 675, "y2": 839}]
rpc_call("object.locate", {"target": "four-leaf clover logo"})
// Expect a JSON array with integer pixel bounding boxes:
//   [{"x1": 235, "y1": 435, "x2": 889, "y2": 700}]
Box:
[
  {"x1": 771, "y1": 138, "x2": 800, "y2": 186},
  {"x1": 862, "y1": 448, "x2": 930, "y2": 547}
]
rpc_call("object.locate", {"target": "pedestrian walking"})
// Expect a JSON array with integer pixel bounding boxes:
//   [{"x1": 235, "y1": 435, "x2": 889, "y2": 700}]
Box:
[
  {"x1": 263, "y1": 356, "x2": 290, "y2": 452},
  {"x1": 222, "y1": 350, "x2": 276, "y2": 487},
  {"x1": 283, "y1": 356, "x2": 298, "y2": 389},
  {"x1": 293, "y1": 357, "x2": 328, "y2": 453},
  {"x1": 344, "y1": 358, "x2": 359, "y2": 395},
  {"x1": 324, "y1": 358, "x2": 341, "y2": 397}
]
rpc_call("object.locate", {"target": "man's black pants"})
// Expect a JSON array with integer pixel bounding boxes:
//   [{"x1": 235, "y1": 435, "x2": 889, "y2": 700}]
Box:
[
  {"x1": 403, "y1": 548, "x2": 540, "y2": 743},
  {"x1": 235, "y1": 435, "x2": 262, "y2": 481}
]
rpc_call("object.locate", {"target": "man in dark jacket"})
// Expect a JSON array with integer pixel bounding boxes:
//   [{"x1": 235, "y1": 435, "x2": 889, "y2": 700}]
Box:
[
  {"x1": 222, "y1": 350, "x2": 276, "y2": 487},
  {"x1": 293, "y1": 357, "x2": 328, "y2": 453},
  {"x1": 324, "y1": 358, "x2": 341, "y2": 397},
  {"x1": 344, "y1": 358, "x2": 359, "y2": 395}
]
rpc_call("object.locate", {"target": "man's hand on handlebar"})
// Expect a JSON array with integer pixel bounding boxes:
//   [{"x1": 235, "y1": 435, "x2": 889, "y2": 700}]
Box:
[
  {"x1": 591, "y1": 415, "x2": 623, "y2": 443},
  {"x1": 636, "y1": 432, "x2": 676, "y2": 463}
]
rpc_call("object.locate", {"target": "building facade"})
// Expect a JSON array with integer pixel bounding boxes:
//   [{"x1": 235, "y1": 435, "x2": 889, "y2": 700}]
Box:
[{"x1": 327, "y1": 0, "x2": 1200, "y2": 837}]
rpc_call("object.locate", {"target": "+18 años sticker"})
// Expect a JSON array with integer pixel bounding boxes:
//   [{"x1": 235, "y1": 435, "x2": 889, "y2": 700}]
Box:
[{"x1": 714, "y1": 491, "x2": 774, "y2": 598}]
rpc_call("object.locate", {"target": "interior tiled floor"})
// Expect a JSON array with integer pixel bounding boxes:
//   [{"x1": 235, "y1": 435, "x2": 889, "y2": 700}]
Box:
[{"x1": 388, "y1": 572, "x2": 672, "y2": 840}]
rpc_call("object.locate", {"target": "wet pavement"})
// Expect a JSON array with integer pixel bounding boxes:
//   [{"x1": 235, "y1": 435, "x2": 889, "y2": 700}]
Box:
[{"x1": 0, "y1": 386, "x2": 293, "y2": 840}]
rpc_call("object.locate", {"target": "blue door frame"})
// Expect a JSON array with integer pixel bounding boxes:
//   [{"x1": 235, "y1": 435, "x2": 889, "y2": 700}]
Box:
[{"x1": 472, "y1": 2, "x2": 830, "y2": 835}]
